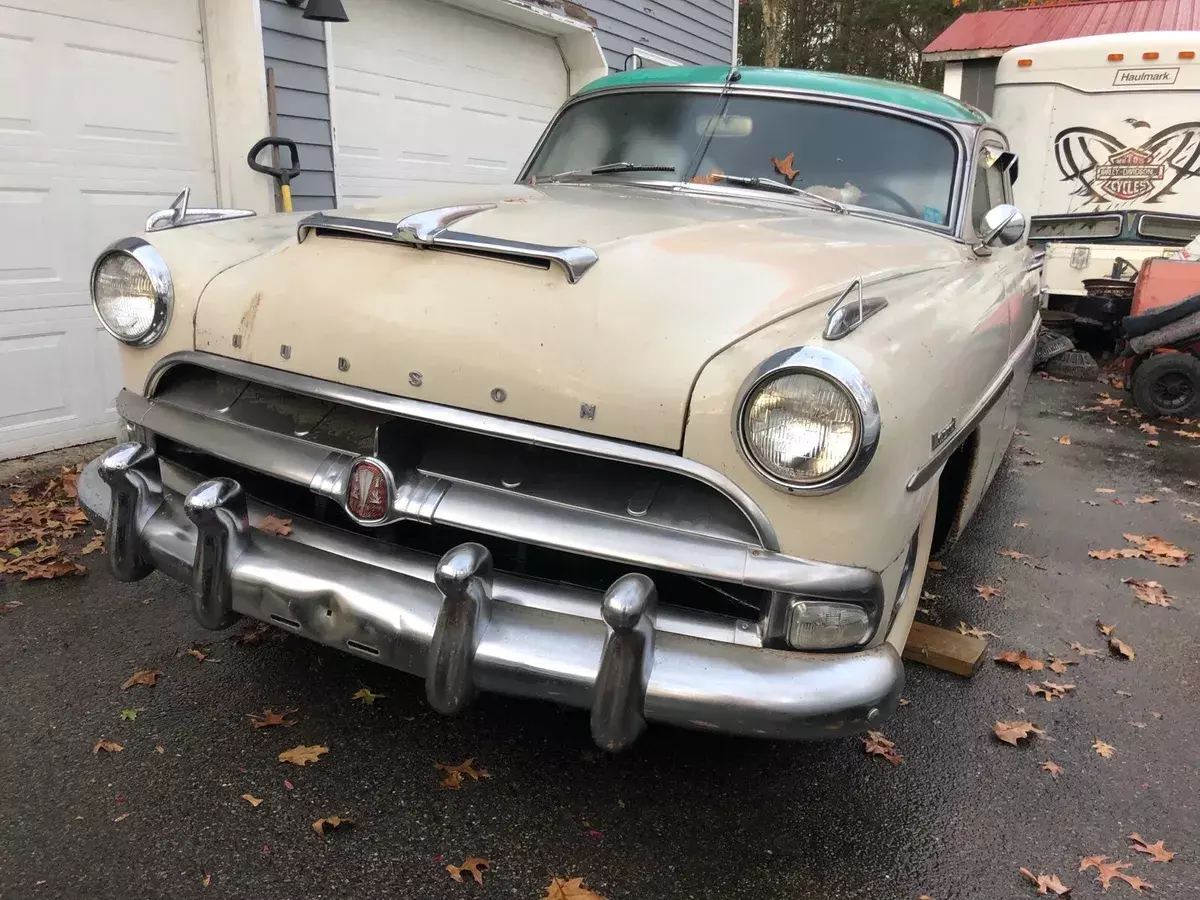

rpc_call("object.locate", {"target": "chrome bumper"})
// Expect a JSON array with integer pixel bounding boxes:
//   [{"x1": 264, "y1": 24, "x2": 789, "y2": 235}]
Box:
[{"x1": 80, "y1": 443, "x2": 904, "y2": 750}]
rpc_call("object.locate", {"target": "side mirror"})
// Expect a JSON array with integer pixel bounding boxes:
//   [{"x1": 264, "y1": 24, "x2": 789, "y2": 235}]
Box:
[{"x1": 977, "y1": 203, "x2": 1026, "y2": 253}]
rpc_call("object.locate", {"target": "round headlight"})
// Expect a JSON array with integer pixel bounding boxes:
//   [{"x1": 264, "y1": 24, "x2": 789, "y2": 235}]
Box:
[
  {"x1": 737, "y1": 348, "x2": 880, "y2": 493},
  {"x1": 91, "y1": 238, "x2": 172, "y2": 346}
]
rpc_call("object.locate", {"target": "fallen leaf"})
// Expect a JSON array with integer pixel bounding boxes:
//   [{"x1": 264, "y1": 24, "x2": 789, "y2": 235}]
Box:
[
  {"x1": 1140, "y1": 423, "x2": 1159, "y2": 436},
  {"x1": 927, "y1": 561, "x2": 946, "y2": 572},
  {"x1": 1014, "y1": 521, "x2": 1029, "y2": 528},
  {"x1": 120, "y1": 708, "x2": 142, "y2": 721},
  {"x1": 1146, "y1": 440, "x2": 1160, "y2": 447},
  {"x1": 1185, "y1": 479, "x2": 1198, "y2": 487},
  {"x1": 995, "y1": 650, "x2": 1044, "y2": 671},
  {"x1": 1071, "y1": 642, "x2": 1100, "y2": 656},
  {"x1": 1020, "y1": 867, "x2": 1073, "y2": 895},
  {"x1": 235, "y1": 622, "x2": 271, "y2": 645},
  {"x1": 1116, "y1": 874, "x2": 1154, "y2": 892},
  {"x1": 1095, "y1": 488, "x2": 1117, "y2": 494},
  {"x1": 184, "y1": 647, "x2": 213, "y2": 663},
  {"x1": 1122, "y1": 578, "x2": 1172, "y2": 607},
  {"x1": 958, "y1": 621, "x2": 997, "y2": 639},
  {"x1": 1093, "y1": 738, "x2": 1115, "y2": 758},
  {"x1": 1016, "y1": 429, "x2": 1031, "y2": 436},
  {"x1": 994, "y1": 721, "x2": 1045, "y2": 745},
  {"x1": 1000, "y1": 549, "x2": 1031, "y2": 560},
  {"x1": 862, "y1": 730, "x2": 902, "y2": 766},
  {"x1": 1185, "y1": 513, "x2": 1200, "y2": 523},
  {"x1": 1129, "y1": 833, "x2": 1175, "y2": 863},
  {"x1": 351, "y1": 688, "x2": 385, "y2": 705},
  {"x1": 80, "y1": 533, "x2": 104, "y2": 555},
  {"x1": 898, "y1": 697, "x2": 912, "y2": 706},
  {"x1": 1041, "y1": 760, "x2": 1064, "y2": 778},
  {"x1": 435, "y1": 758, "x2": 490, "y2": 789},
  {"x1": 1098, "y1": 394, "x2": 1123, "y2": 407},
  {"x1": 1097, "y1": 621, "x2": 1115, "y2": 636},
  {"x1": 1027, "y1": 681, "x2": 1076, "y2": 701},
  {"x1": 202, "y1": 873, "x2": 211, "y2": 888},
  {"x1": 121, "y1": 669, "x2": 161, "y2": 690},
  {"x1": 770, "y1": 151, "x2": 799, "y2": 182},
  {"x1": 1081, "y1": 500, "x2": 1101, "y2": 506},
  {"x1": 254, "y1": 514, "x2": 293, "y2": 537},
  {"x1": 1057, "y1": 435, "x2": 1072, "y2": 445},
  {"x1": 1088, "y1": 549, "x2": 1121, "y2": 560},
  {"x1": 92, "y1": 739, "x2": 124, "y2": 755},
  {"x1": 1123, "y1": 533, "x2": 1192, "y2": 565},
  {"x1": 248, "y1": 708, "x2": 298, "y2": 728},
  {"x1": 975, "y1": 584, "x2": 1001, "y2": 600},
  {"x1": 1080, "y1": 856, "x2": 1137, "y2": 890},
  {"x1": 541, "y1": 877, "x2": 607, "y2": 900},
  {"x1": 278, "y1": 744, "x2": 328, "y2": 766},
  {"x1": 155, "y1": 745, "x2": 165, "y2": 754},
  {"x1": 1110, "y1": 637, "x2": 1135, "y2": 659},
  {"x1": 113, "y1": 813, "x2": 130, "y2": 823},
  {"x1": 446, "y1": 857, "x2": 492, "y2": 885},
  {"x1": 1135, "y1": 496, "x2": 1160, "y2": 504},
  {"x1": 311, "y1": 815, "x2": 353, "y2": 835},
  {"x1": 690, "y1": 167, "x2": 725, "y2": 185},
  {"x1": 242, "y1": 793, "x2": 263, "y2": 808},
  {"x1": 1116, "y1": 690, "x2": 1134, "y2": 697},
  {"x1": 0, "y1": 599, "x2": 24, "y2": 614},
  {"x1": 1047, "y1": 658, "x2": 1074, "y2": 674},
  {"x1": 1175, "y1": 429, "x2": 1200, "y2": 439}
]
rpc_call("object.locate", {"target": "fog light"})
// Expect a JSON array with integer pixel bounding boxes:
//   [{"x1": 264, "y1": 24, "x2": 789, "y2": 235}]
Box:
[{"x1": 786, "y1": 599, "x2": 873, "y2": 650}]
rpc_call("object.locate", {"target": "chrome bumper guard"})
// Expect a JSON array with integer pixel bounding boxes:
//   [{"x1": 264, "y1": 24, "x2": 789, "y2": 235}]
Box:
[{"x1": 81, "y1": 443, "x2": 904, "y2": 750}]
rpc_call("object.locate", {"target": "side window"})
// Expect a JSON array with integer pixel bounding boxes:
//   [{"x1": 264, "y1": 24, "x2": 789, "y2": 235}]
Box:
[{"x1": 970, "y1": 148, "x2": 1007, "y2": 232}]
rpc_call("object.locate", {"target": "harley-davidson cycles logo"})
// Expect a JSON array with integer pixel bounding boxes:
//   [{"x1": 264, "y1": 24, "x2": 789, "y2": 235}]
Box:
[{"x1": 1054, "y1": 122, "x2": 1200, "y2": 205}]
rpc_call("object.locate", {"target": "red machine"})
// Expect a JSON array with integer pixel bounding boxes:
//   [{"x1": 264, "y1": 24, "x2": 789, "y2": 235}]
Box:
[{"x1": 1121, "y1": 258, "x2": 1200, "y2": 418}]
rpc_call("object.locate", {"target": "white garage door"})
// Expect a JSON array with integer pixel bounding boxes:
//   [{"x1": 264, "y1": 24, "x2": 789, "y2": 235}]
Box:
[
  {"x1": 0, "y1": 0, "x2": 217, "y2": 459},
  {"x1": 332, "y1": 0, "x2": 569, "y2": 202}
]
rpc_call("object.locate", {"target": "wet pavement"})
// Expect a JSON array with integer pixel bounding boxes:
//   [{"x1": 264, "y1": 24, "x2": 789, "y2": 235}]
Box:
[{"x1": 1, "y1": 376, "x2": 1197, "y2": 900}]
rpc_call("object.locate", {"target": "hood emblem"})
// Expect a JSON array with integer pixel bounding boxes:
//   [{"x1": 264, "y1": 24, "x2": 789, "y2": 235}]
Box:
[{"x1": 345, "y1": 457, "x2": 393, "y2": 524}]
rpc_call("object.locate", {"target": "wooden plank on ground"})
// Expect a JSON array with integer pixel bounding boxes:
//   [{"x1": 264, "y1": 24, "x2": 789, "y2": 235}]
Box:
[{"x1": 903, "y1": 621, "x2": 987, "y2": 677}]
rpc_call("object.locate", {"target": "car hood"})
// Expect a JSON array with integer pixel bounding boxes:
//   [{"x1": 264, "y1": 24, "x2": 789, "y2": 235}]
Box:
[{"x1": 193, "y1": 183, "x2": 962, "y2": 449}]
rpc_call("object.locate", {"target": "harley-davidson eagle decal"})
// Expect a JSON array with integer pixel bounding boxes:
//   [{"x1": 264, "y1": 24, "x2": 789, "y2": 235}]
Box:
[{"x1": 1054, "y1": 122, "x2": 1200, "y2": 206}]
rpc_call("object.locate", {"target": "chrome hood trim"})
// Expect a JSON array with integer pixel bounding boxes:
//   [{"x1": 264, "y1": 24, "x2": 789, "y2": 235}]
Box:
[
  {"x1": 146, "y1": 187, "x2": 256, "y2": 233},
  {"x1": 296, "y1": 203, "x2": 600, "y2": 284}
]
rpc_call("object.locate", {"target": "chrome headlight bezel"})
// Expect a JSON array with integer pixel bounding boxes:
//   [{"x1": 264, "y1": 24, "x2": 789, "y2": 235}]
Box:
[
  {"x1": 90, "y1": 237, "x2": 173, "y2": 347},
  {"x1": 734, "y1": 346, "x2": 881, "y2": 495}
]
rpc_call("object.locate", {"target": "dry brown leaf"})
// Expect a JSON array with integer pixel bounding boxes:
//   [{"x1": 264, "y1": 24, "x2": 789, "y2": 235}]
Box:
[
  {"x1": 1129, "y1": 833, "x2": 1175, "y2": 863},
  {"x1": 690, "y1": 167, "x2": 725, "y2": 185},
  {"x1": 1123, "y1": 578, "x2": 1172, "y2": 607},
  {"x1": 184, "y1": 648, "x2": 212, "y2": 663},
  {"x1": 541, "y1": 877, "x2": 607, "y2": 900},
  {"x1": 1097, "y1": 621, "x2": 1115, "y2": 636},
  {"x1": 1019, "y1": 867, "x2": 1072, "y2": 896},
  {"x1": 1110, "y1": 637, "x2": 1136, "y2": 659},
  {"x1": 1040, "y1": 760, "x2": 1064, "y2": 778},
  {"x1": 770, "y1": 151, "x2": 799, "y2": 182},
  {"x1": 1080, "y1": 856, "x2": 1140, "y2": 890},
  {"x1": 1013, "y1": 521, "x2": 1029, "y2": 528},
  {"x1": 898, "y1": 697, "x2": 912, "y2": 707},
  {"x1": 1116, "y1": 874, "x2": 1154, "y2": 892},
  {"x1": 1093, "y1": 738, "x2": 1116, "y2": 758},
  {"x1": 1135, "y1": 496, "x2": 1160, "y2": 504},
  {"x1": 1185, "y1": 513, "x2": 1200, "y2": 523},
  {"x1": 1123, "y1": 533, "x2": 1192, "y2": 565},
  {"x1": 446, "y1": 857, "x2": 492, "y2": 885},
  {"x1": 235, "y1": 622, "x2": 271, "y2": 645},
  {"x1": 927, "y1": 560, "x2": 946, "y2": 571},
  {"x1": 202, "y1": 873, "x2": 211, "y2": 888},
  {"x1": 254, "y1": 514, "x2": 293, "y2": 537},
  {"x1": 249, "y1": 708, "x2": 298, "y2": 728},
  {"x1": 80, "y1": 533, "x2": 104, "y2": 555},
  {"x1": 1088, "y1": 549, "x2": 1121, "y2": 560},
  {"x1": 1175, "y1": 429, "x2": 1200, "y2": 439},
  {"x1": 1070, "y1": 642, "x2": 1100, "y2": 656},
  {"x1": 975, "y1": 584, "x2": 1001, "y2": 600},
  {"x1": 1147, "y1": 439, "x2": 1161, "y2": 447},
  {"x1": 1057, "y1": 435, "x2": 1072, "y2": 445},
  {"x1": 862, "y1": 730, "x2": 902, "y2": 766},
  {"x1": 995, "y1": 650, "x2": 1044, "y2": 671},
  {"x1": 278, "y1": 744, "x2": 328, "y2": 766},
  {"x1": 311, "y1": 815, "x2": 353, "y2": 835},
  {"x1": 958, "y1": 621, "x2": 997, "y2": 639},
  {"x1": 350, "y1": 688, "x2": 385, "y2": 705},
  {"x1": 1098, "y1": 394, "x2": 1123, "y2": 407},
  {"x1": 121, "y1": 668, "x2": 161, "y2": 690},
  {"x1": 1027, "y1": 681, "x2": 1075, "y2": 701},
  {"x1": 994, "y1": 721, "x2": 1045, "y2": 745},
  {"x1": 435, "y1": 758, "x2": 490, "y2": 789},
  {"x1": 242, "y1": 793, "x2": 263, "y2": 807},
  {"x1": 92, "y1": 739, "x2": 124, "y2": 755},
  {"x1": 1047, "y1": 658, "x2": 1074, "y2": 674},
  {"x1": 1140, "y1": 423, "x2": 1159, "y2": 435},
  {"x1": 999, "y1": 549, "x2": 1031, "y2": 560},
  {"x1": 1095, "y1": 488, "x2": 1117, "y2": 494}
]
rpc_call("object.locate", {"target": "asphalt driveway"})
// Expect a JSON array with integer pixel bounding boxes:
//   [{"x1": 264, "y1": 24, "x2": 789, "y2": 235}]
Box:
[{"x1": 1, "y1": 376, "x2": 1197, "y2": 900}]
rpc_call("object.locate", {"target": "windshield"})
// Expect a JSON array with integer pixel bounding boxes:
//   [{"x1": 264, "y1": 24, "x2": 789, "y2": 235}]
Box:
[{"x1": 522, "y1": 91, "x2": 960, "y2": 226}]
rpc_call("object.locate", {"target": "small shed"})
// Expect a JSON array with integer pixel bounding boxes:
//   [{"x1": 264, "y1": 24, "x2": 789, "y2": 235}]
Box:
[{"x1": 923, "y1": 0, "x2": 1200, "y2": 113}]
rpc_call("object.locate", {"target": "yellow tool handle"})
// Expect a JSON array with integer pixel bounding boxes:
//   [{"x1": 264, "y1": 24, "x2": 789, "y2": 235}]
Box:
[{"x1": 280, "y1": 184, "x2": 294, "y2": 214}]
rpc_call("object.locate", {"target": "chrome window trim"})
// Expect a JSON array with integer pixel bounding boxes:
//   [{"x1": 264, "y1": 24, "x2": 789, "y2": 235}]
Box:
[
  {"x1": 517, "y1": 84, "x2": 972, "y2": 241},
  {"x1": 90, "y1": 237, "x2": 173, "y2": 348},
  {"x1": 145, "y1": 188, "x2": 255, "y2": 233},
  {"x1": 906, "y1": 312, "x2": 1040, "y2": 492},
  {"x1": 1136, "y1": 211, "x2": 1200, "y2": 242},
  {"x1": 144, "y1": 351, "x2": 780, "y2": 550},
  {"x1": 732, "y1": 346, "x2": 881, "y2": 495}
]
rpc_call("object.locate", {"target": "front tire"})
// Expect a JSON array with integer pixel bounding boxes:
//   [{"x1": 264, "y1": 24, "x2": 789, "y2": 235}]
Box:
[{"x1": 1131, "y1": 352, "x2": 1200, "y2": 418}]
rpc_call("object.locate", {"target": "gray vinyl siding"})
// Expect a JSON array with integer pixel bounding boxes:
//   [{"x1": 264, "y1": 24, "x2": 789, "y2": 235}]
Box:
[
  {"x1": 260, "y1": 0, "x2": 336, "y2": 211},
  {"x1": 587, "y1": 0, "x2": 735, "y2": 72},
  {"x1": 960, "y1": 58, "x2": 1000, "y2": 115}
]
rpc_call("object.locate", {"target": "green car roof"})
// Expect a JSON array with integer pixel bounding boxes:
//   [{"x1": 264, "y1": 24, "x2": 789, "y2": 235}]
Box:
[{"x1": 577, "y1": 66, "x2": 988, "y2": 124}]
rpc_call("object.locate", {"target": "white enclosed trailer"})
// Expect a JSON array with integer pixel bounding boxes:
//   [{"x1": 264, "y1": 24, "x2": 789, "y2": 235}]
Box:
[{"x1": 993, "y1": 31, "x2": 1200, "y2": 301}]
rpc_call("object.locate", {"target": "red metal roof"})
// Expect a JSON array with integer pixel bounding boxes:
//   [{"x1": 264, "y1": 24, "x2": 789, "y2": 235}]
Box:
[{"x1": 924, "y1": 0, "x2": 1200, "y2": 58}]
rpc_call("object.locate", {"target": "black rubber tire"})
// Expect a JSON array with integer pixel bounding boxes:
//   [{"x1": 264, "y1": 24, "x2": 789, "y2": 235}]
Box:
[
  {"x1": 1044, "y1": 349, "x2": 1100, "y2": 382},
  {"x1": 1130, "y1": 352, "x2": 1200, "y2": 418}
]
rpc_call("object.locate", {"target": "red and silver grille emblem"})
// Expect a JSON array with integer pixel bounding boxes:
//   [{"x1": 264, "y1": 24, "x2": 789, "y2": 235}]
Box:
[{"x1": 345, "y1": 458, "x2": 391, "y2": 524}]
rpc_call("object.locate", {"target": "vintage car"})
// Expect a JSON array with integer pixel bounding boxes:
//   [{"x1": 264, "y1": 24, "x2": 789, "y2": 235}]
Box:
[{"x1": 79, "y1": 66, "x2": 1039, "y2": 751}]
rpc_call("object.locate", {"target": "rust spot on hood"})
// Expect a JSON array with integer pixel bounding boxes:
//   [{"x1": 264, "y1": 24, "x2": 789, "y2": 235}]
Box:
[{"x1": 239, "y1": 292, "x2": 262, "y2": 339}]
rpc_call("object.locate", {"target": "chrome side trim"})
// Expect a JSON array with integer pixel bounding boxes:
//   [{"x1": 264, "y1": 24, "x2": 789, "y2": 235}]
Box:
[
  {"x1": 91, "y1": 237, "x2": 173, "y2": 348},
  {"x1": 732, "y1": 346, "x2": 882, "y2": 496},
  {"x1": 296, "y1": 204, "x2": 600, "y2": 284},
  {"x1": 146, "y1": 188, "x2": 256, "y2": 233},
  {"x1": 906, "y1": 313, "x2": 1040, "y2": 492},
  {"x1": 823, "y1": 278, "x2": 889, "y2": 340},
  {"x1": 144, "y1": 352, "x2": 779, "y2": 548}
]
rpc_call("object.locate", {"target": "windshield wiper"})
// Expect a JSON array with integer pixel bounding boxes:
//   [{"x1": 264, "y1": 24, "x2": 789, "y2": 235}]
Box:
[
  {"x1": 543, "y1": 161, "x2": 677, "y2": 181},
  {"x1": 715, "y1": 175, "x2": 847, "y2": 214}
]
